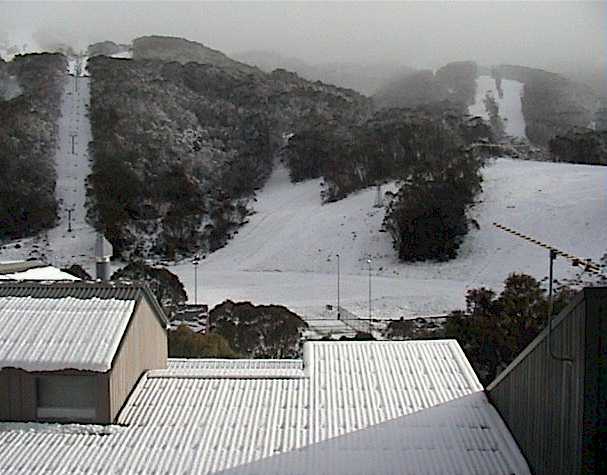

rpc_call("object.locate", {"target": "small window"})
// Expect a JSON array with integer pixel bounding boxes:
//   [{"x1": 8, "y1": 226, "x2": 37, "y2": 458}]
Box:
[{"x1": 36, "y1": 375, "x2": 97, "y2": 421}]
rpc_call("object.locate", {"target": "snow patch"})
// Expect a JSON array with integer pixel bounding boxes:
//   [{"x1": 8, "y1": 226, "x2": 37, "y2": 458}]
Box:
[
  {"x1": 172, "y1": 158, "x2": 607, "y2": 320},
  {"x1": 110, "y1": 50, "x2": 132, "y2": 59},
  {"x1": 469, "y1": 75, "x2": 527, "y2": 139},
  {"x1": 0, "y1": 72, "x2": 98, "y2": 269},
  {"x1": 0, "y1": 75, "x2": 22, "y2": 101},
  {"x1": 0, "y1": 265, "x2": 79, "y2": 281}
]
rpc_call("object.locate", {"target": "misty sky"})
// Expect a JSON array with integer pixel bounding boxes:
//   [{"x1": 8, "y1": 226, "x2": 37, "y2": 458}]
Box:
[{"x1": 1, "y1": 1, "x2": 605, "y2": 70}]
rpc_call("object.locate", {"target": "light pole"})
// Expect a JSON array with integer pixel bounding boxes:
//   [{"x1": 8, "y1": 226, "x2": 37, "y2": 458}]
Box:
[
  {"x1": 66, "y1": 206, "x2": 74, "y2": 233},
  {"x1": 192, "y1": 254, "x2": 200, "y2": 305},
  {"x1": 336, "y1": 253, "x2": 340, "y2": 320},
  {"x1": 367, "y1": 258, "x2": 372, "y2": 333}
]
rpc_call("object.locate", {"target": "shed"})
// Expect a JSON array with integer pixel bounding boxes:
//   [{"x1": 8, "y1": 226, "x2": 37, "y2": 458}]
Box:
[{"x1": 0, "y1": 281, "x2": 168, "y2": 424}]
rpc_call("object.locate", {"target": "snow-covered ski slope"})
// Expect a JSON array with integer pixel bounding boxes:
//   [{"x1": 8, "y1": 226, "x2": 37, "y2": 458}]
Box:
[
  {"x1": 0, "y1": 68, "x2": 98, "y2": 268},
  {"x1": 469, "y1": 75, "x2": 526, "y2": 139},
  {"x1": 173, "y1": 158, "x2": 607, "y2": 319}
]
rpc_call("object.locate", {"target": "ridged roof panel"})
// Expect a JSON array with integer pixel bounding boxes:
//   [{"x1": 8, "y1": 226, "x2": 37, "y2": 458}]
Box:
[
  {"x1": 0, "y1": 341, "x2": 530, "y2": 474},
  {"x1": 164, "y1": 358, "x2": 305, "y2": 378},
  {"x1": 0, "y1": 283, "x2": 140, "y2": 372}
]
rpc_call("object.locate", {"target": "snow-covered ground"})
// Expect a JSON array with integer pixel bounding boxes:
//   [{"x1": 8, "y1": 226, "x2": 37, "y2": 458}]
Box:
[
  {"x1": 110, "y1": 50, "x2": 132, "y2": 59},
  {"x1": 0, "y1": 66, "x2": 98, "y2": 268},
  {"x1": 469, "y1": 75, "x2": 527, "y2": 139},
  {"x1": 172, "y1": 158, "x2": 607, "y2": 320},
  {"x1": 1, "y1": 57, "x2": 604, "y2": 326}
]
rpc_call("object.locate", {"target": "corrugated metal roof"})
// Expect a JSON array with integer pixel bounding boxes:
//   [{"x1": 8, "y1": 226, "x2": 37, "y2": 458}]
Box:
[
  {"x1": 0, "y1": 282, "x2": 157, "y2": 372},
  {"x1": 164, "y1": 358, "x2": 306, "y2": 378},
  {"x1": 0, "y1": 341, "x2": 530, "y2": 474},
  {"x1": 0, "y1": 296, "x2": 135, "y2": 372},
  {"x1": 167, "y1": 358, "x2": 304, "y2": 370},
  {"x1": 0, "y1": 281, "x2": 142, "y2": 300}
]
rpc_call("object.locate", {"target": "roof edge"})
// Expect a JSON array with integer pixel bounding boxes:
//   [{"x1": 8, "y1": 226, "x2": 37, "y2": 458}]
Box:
[{"x1": 137, "y1": 284, "x2": 170, "y2": 329}]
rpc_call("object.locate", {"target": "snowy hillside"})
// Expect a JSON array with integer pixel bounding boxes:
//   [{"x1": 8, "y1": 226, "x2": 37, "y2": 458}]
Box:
[
  {"x1": 0, "y1": 34, "x2": 42, "y2": 61},
  {"x1": 0, "y1": 64, "x2": 98, "y2": 268},
  {"x1": 172, "y1": 158, "x2": 607, "y2": 319},
  {"x1": 469, "y1": 75, "x2": 527, "y2": 139}
]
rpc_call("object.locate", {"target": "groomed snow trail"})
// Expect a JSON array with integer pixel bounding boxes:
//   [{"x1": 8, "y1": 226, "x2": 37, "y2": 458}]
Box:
[
  {"x1": 469, "y1": 75, "x2": 527, "y2": 139},
  {"x1": 0, "y1": 67, "x2": 97, "y2": 268},
  {"x1": 173, "y1": 158, "x2": 607, "y2": 319}
]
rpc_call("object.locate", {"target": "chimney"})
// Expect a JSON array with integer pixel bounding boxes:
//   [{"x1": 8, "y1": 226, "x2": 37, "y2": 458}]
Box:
[{"x1": 95, "y1": 234, "x2": 113, "y2": 281}]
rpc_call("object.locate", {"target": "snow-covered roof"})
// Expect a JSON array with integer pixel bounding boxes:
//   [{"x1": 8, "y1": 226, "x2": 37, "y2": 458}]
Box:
[
  {"x1": 163, "y1": 358, "x2": 305, "y2": 378},
  {"x1": 0, "y1": 265, "x2": 80, "y2": 281},
  {"x1": 0, "y1": 282, "x2": 164, "y2": 372},
  {"x1": 0, "y1": 341, "x2": 530, "y2": 474}
]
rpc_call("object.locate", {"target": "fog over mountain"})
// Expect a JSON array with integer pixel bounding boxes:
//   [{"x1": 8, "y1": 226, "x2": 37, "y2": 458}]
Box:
[{"x1": 1, "y1": 1, "x2": 604, "y2": 79}]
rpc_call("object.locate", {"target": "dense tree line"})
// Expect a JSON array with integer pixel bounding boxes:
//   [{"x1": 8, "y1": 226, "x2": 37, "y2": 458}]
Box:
[
  {"x1": 111, "y1": 261, "x2": 187, "y2": 318},
  {"x1": 549, "y1": 128, "x2": 607, "y2": 165},
  {"x1": 169, "y1": 325, "x2": 237, "y2": 358},
  {"x1": 285, "y1": 106, "x2": 487, "y2": 261},
  {"x1": 373, "y1": 61, "x2": 478, "y2": 111},
  {"x1": 208, "y1": 300, "x2": 308, "y2": 358},
  {"x1": 381, "y1": 273, "x2": 575, "y2": 386},
  {"x1": 493, "y1": 65, "x2": 598, "y2": 146},
  {"x1": 286, "y1": 106, "x2": 490, "y2": 201},
  {"x1": 0, "y1": 53, "x2": 66, "y2": 239},
  {"x1": 444, "y1": 273, "x2": 575, "y2": 385},
  {"x1": 87, "y1": 54, "x2": 369, "y2": 259},
  {"x1": 382, "y1": 125, "x2": 483, "y2": 261}
]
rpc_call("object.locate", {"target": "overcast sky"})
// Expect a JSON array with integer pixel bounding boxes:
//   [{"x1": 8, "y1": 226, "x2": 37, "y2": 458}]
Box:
[{"x1": 1, "y1": 1, "x2": 605, "y2": 70}]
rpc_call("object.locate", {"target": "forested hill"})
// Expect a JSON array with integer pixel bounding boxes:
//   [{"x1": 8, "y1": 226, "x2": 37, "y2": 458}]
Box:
[
  {"x1": 87, "y1": 48, "x2": 371, "y2": 260},
  {"x1": 88, "y1": 36, "x2": 503, "y2": 264},
  {"x1": 0, "y1": 53, "x2": 66, "y2": 240},
  {"x1": 373, "y1": 61, "x2": 601, "y2": 149},
  {"x1": 132, "y1": 35, "x2": 261, "y2": 75}
]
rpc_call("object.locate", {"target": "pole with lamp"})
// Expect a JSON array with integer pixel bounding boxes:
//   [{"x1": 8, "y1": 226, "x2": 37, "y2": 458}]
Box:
[
  {"x1": 66, "y1": 206, "x2": 75, "y2": 233},
  {"x1": 192, "y1": 254, "x2": 200, "y2": 305},
  {"x1": 336, "y1": 253, "x2": 341, "y2": 320},
  {"x1": 367, "y1": 258, "x2": 372, "y2": 334}
]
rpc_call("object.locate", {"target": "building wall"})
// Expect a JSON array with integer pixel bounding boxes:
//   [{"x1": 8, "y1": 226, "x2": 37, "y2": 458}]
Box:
[
  {"x1": 487, "y1": 288, "x2": 607, "y2": 475},
  {"x1": 108, "y1": 297, "x2": 167, "y2": 421},
  {"x1": 0, "y1": 368, "x2": 108, "y2": 423},
  {"x1": 1, "y1": 296, "x2": 167, "y2": 424}
]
